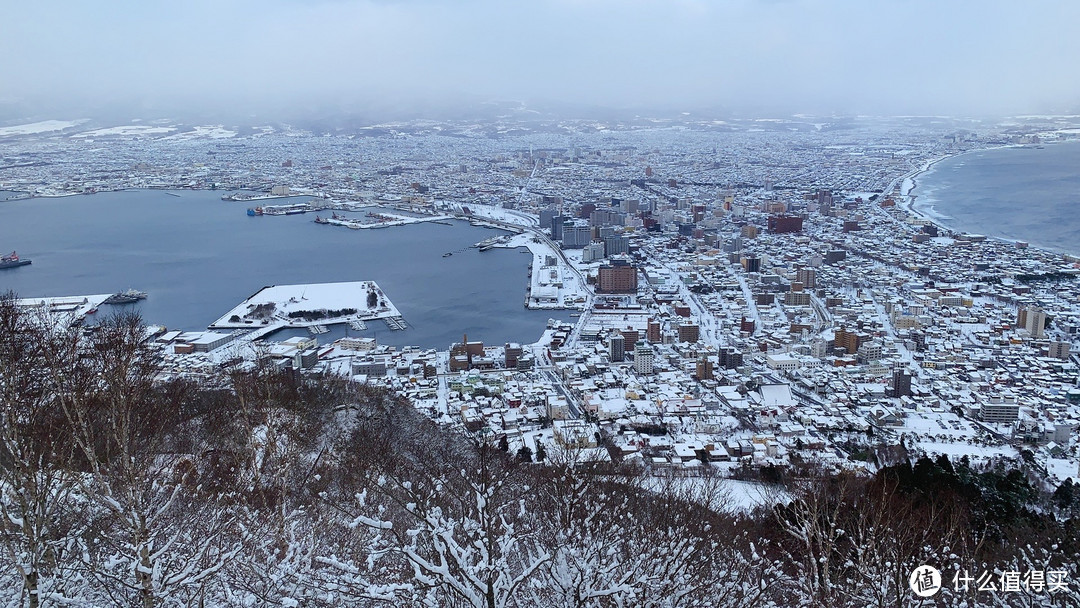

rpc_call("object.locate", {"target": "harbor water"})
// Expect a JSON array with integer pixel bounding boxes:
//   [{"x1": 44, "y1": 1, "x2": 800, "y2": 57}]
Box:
[{"x1": 0, "y1": 189, "x2": 566, "y2": 349}]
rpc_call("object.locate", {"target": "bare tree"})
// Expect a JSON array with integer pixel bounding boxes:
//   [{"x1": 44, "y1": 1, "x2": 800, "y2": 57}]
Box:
[
  {"x1": 529, "y1": 458, "x2": 786, "y2": 608},
  {"x1": 836, "y1": 475, "x2": 968, "y2": 608},
  {"x1": 0, "y1": 295, "x2": 86, "y2": 607},
  {"x1": 352, "y1": 444, "x2": 550, "y2": 608},
  {"x1": 217, "y1": 367, "x2": 383, "y2": 606},
  {"x1": 49, "y1": 312, "x2": 237, "y2": 607},
  {"x1": 773, "y1": 471, "x2": 854, "y2": 607},
  {"x1": 319, "y1": 390, "x2": 552, "y2": 608}
]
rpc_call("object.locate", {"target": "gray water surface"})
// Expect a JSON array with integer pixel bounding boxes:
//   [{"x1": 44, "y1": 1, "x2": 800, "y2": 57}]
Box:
[
  {"x1": 912, "y1": 140, "x2": 1080, "y2": 255},
  {"x1": 0, "y1": 190, "x2": 564, "y2": 348}
]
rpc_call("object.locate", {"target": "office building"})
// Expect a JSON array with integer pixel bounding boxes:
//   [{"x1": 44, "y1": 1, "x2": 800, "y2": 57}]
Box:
[
  {"x1": 551, "y1": 215, "x2": 566, "y2": 241},
  {"x1": 602, "y1": 234, "x2": 630, "y2": 257}
]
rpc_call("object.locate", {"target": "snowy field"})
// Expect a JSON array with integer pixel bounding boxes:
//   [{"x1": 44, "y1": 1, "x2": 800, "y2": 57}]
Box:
[
  {"x1": 71, "y1": 125, "x2": 177, "y2": 138},
  {"x1": 1046, "y1": 458, "x2": 1078, "y2": 485},
  {"x1": 899, "y1": 410, "x2": 1018, "y2": 462},
  {"x1": 209, "y1": 281, "x2": 400, "y2": 329},
  {"x1": 0, "y1": 119, "x2": 87, "y2": 136},
  {"x1": 641, "y1": 474, "x2": 790, "y2": 514},
  {"x1": 458, "y1": 202, "x2": 538, "y2": 228},
  {"x1": 162, "y1": 125, "x2": 237, "y2": 140}
]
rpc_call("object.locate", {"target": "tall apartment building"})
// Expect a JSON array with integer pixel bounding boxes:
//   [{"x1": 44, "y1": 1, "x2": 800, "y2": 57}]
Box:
[
  {"x1": 562, "y1": 222, "x2": 592, "y2": 249},
  {"x1": 677, "y1": 323, "x2": 700, "y2": 343},
  {"x1": 597, "y1": 260, "x2": 638, "y2": 293},
  {"x1": 608, "y1": 333, "x2": 625, "y2": 362},
  {"x1": 833, "y1": 326, "x2": 867, "y2": 354},
  {"x1": 647, "y1": 318, "x2": 661, "y2": 343},
  {"x1": 634, "y1": 342, "x2": 654, "y2": 375},
  {"x1": 1019, "y1": 305, "x2": 1047, "y2": 339}
]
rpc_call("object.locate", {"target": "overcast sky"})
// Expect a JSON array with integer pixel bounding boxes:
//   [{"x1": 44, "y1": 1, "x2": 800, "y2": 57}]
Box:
[{"x1": 3, "y1": 0, "x2": 1079, "y2": 119}]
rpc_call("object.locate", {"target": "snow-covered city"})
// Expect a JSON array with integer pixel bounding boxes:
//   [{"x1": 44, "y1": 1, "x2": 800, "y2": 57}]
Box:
[
  {"x1": 5, "y1": 114, "x2": 1079, "y2": 487},
  {"x1": 4, "y1": 0, "x2": 1080, "y2": 605},
  {"x1": 3, "y1": 112, "x2": 1080, "y2": 605}
]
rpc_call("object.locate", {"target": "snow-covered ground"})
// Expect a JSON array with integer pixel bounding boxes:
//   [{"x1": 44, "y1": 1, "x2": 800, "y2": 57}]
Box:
[
  {"x1": 209, "y1": 281, "x2": 400, "y2": 329},
  {"x1": 642, "y1": 474, "x2": 790, "y2": 513},
  {"x1": 1046, "y1": 458, "x2": 1078, "y2": 485},
  {"x1": 0, "y1": 119, "x2": 88, "y2": 136},
  {"x1": 316, "y1": 210, "x2": 455, "y2": 230},
  {"x1": 71, "y1": 124, "x2": 177, "y2": 138},
  {"x1": 162, "y1": 125, "x2": 237, "y2": 140},
  {"x1": 455, "y1": 202, "x2": 538, "y2": 228},
  {"x1": 899, "y1": 410, "x2": 1018, "y2": 463}
]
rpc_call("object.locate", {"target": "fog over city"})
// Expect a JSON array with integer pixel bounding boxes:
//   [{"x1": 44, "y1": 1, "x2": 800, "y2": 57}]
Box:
[{"x1": 2, "y1": 0, "x2": 1080, "y2": 121}]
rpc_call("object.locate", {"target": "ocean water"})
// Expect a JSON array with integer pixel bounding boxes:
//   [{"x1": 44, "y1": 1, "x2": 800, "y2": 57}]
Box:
[
  {"x1": 912, "y1": 140, "x2": 1080, "y2": 255},
  {"x1": 0, "y1": 190, "x2": 565, "y2": 349}
]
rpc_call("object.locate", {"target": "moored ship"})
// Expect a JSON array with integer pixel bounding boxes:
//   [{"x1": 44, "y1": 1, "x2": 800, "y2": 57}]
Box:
[
  {"x1": 103, "y1": 289, "x2": 149, "y2": 305},
  {"x1": 261, "y1": 203, "x2": 310, "y2": 216},
  {"x1": 0, "y1": 251, "x2": 31, "y2": 269}
]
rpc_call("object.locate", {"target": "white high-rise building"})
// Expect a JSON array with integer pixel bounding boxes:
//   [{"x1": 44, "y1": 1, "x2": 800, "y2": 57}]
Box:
[
  {"x1": 634, "y1": 342, "x2": 654, "y2": 375},
  {"x1": 1023, "y1": 305, "x2": 1047, "y2": 339}
]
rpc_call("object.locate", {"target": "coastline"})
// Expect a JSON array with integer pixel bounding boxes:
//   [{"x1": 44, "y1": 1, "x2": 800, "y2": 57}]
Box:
[
  {"x1": 897, "y1": 152, "x2": 958, "y2": 235},
  {"x1": 898, "y1": 141, "x2": 1080, "y2": 258}
]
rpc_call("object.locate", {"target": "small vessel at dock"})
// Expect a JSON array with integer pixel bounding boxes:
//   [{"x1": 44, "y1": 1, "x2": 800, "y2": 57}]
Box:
[{"x1": 103, "y1": 289, "x2": 148, "y2": 305}]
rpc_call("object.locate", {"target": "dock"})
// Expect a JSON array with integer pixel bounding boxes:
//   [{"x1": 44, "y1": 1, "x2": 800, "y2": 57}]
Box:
[{"x1": 384, "y1": 316, "x2": 408, "y2": 331}]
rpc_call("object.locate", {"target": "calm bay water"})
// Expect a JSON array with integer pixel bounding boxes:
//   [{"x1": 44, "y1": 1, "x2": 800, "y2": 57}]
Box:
[
  {"x1": 0, "y1": 190, "x2": 564, "y2": 349},
  {"x1": 912, "y1": 140, "x2": 1080, "y2": 255}
]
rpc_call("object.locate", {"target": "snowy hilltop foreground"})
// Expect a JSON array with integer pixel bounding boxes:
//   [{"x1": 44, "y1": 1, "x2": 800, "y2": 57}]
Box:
[{"x1": 1, "y1": 298, "x2": 1078, "y2": 607}]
